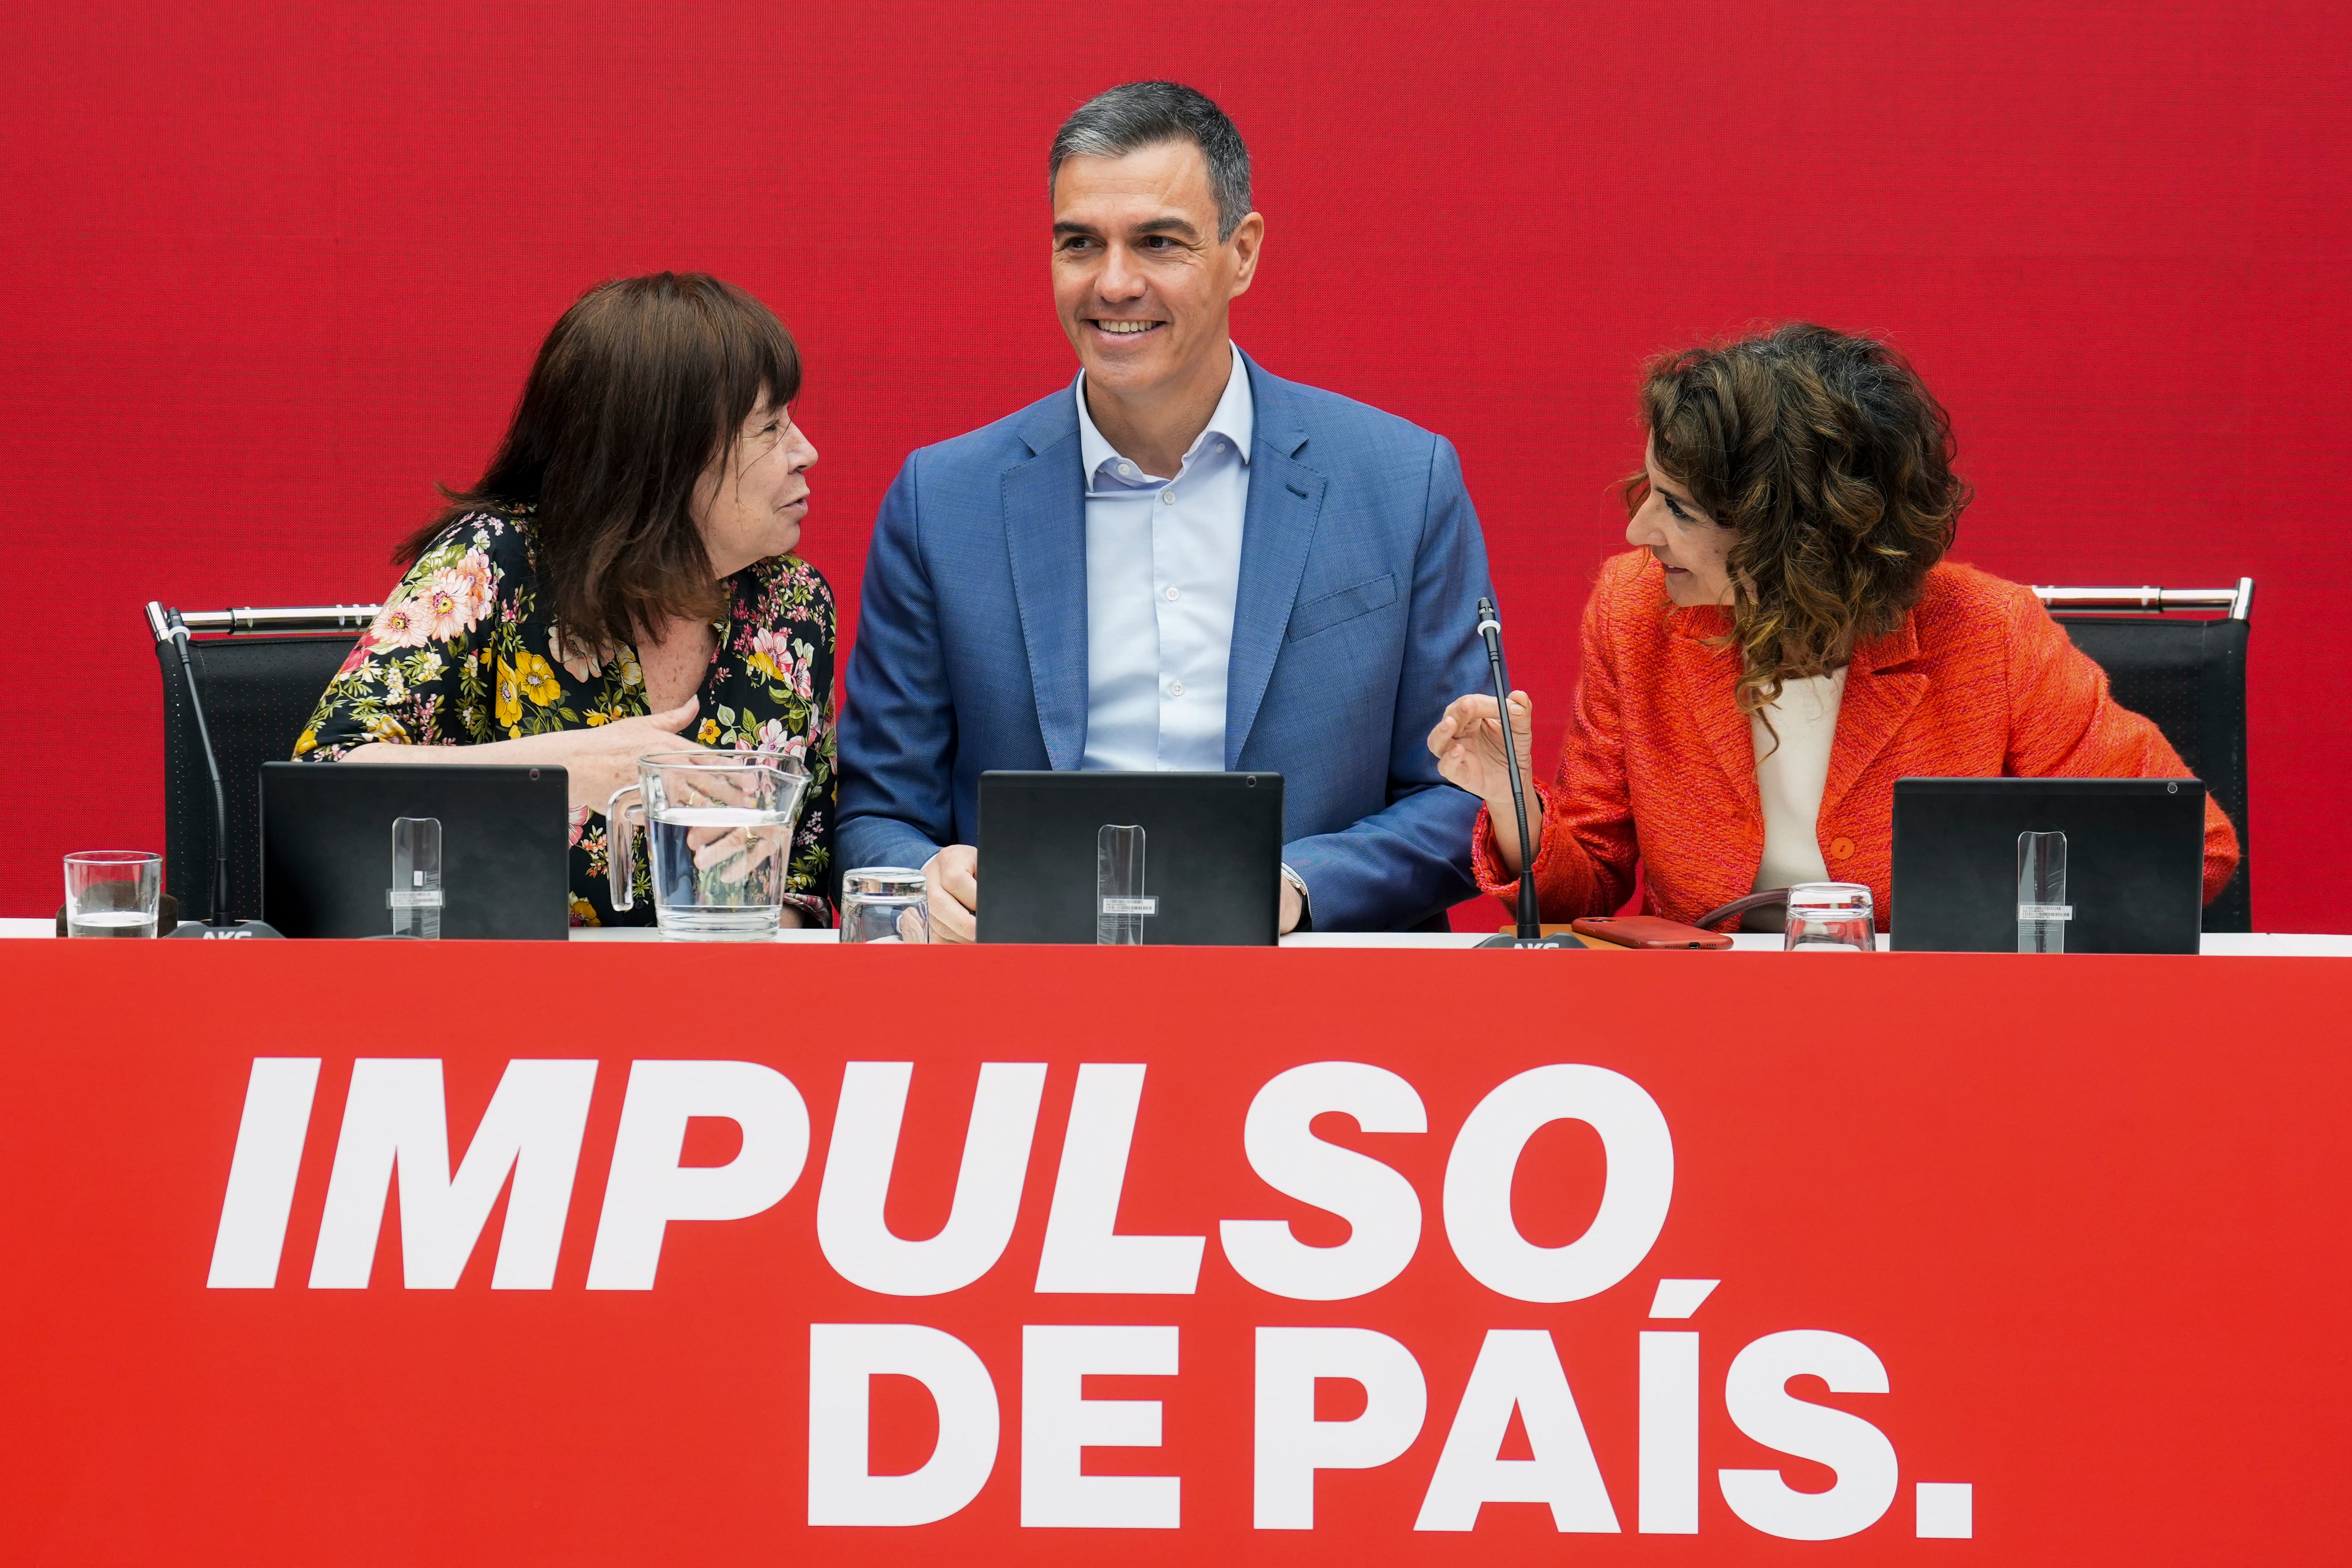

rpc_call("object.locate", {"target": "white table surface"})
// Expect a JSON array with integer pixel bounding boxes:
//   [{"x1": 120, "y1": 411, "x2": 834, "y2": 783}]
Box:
[{"x1": 4, "y1": 916, "x2": 2346, "y2": 955}]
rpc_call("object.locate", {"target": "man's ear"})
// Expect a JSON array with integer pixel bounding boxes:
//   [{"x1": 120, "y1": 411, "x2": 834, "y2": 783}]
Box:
[{"x1": 1226, "y1": 212, "x2": 1267, "y2": 300}]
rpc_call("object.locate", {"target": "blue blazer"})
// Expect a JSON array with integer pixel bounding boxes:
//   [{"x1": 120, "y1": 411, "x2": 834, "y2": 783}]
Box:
[{"x1": 837, "y1": 353, "x2": 1494, "y2": 930}]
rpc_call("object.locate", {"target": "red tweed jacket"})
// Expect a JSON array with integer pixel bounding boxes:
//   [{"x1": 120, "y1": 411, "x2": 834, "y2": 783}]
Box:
[{"x1": 1473, "y1": 551, "x2": 2240, "y2": 931}]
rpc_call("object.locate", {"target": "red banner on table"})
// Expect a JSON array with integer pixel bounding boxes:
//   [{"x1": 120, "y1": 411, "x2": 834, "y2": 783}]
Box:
[{"x1": 4, "y1": 942, "x2": 2344, "y2": 1564}]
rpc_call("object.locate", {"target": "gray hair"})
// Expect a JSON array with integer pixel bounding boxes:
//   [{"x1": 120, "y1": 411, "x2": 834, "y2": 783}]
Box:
[{"x1": 1048, "y1": 81, "x2": 1254, "y2": 242}]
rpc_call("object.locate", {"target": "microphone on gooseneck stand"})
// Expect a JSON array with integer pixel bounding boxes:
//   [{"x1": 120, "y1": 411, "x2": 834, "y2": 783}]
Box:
[
  {"x1": 1472, "y1": 597, "x2": 1579, "y2": 950},
  {"x1": 161, "y1": 610, "x2": 282, "y2": 939}
]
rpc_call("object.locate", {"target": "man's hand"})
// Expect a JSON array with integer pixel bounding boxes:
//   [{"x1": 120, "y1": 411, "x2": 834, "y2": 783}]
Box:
[
  {"x1": 927, "y1": 844, "x2": 979, "y2": 943},
  {"x1": 1279, "y1": 871, "x2": 1304, "y2": 936}
]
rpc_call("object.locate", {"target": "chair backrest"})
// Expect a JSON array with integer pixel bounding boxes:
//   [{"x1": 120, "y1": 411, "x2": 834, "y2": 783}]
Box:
[
  {"x1": 154, "y1": 630, "x2": 359, "y2": 921},
  {"x1": 2050, "y1": 615, "x2": 2250, "y2": 932}
]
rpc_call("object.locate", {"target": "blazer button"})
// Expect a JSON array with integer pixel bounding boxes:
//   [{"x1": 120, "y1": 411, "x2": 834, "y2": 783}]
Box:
[{"x1": 1829, "y1": 837, "x2": 1856, "y2": 861}]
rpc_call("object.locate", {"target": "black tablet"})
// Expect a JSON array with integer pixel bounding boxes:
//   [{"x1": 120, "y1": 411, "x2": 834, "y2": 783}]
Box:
[
  {"x1": 977, "y1": 770, "x2": 1284, "y2": 946},
  {"x1": 260, "y1": 762, "x2": 572, "y2": 939},
  {"x1": 1890, "y1": 776, "x2": 2206, "y2": 953}
]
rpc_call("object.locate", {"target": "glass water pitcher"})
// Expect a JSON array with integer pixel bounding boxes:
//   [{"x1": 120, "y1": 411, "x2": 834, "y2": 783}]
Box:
[{"x1": 608, "y1": 751, "x2": 810, "y2": 940}]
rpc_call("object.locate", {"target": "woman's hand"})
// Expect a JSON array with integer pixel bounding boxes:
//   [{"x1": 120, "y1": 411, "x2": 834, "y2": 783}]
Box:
[
  {"x1": 681, "y1": 810, "x2": 791, "y2": 884},
  {"x1": 558, "y1": 697, "x2": 711, "y2": 813},
  {"x1": 345, "y1": 697, "x2": 711, "y2": 813},
  {"x1": 1427, "y1": 690, "x2": 1542, "y2": 875}
]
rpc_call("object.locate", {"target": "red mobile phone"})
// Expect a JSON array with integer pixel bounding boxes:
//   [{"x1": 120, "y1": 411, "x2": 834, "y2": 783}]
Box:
[{"x1": 1571, "y1": 915, "x2": 1733, "y2": 950}]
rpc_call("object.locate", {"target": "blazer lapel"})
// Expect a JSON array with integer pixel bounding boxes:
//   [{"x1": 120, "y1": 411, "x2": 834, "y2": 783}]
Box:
[
  {"x1": 1224, "y1": 360, "x2": 1326, "y2": 768},
  {"x1": 1001, "y1": 401, "x2": 1089, "y2": 770},
  {"x1": 1820, "y1": 615, "x2": 1928, "y2": 823},
  {"x1": 1662, "y1": 610, "x2": 1761, "y2": 819}
]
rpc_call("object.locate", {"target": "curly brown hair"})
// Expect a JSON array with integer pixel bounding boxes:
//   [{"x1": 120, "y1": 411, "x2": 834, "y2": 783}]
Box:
[{"x1": 1626, "y1": 323, "x2": 1969, "y2": 718}]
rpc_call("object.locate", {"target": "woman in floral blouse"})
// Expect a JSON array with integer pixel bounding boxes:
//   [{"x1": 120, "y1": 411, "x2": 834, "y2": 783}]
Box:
[{"x1": 297, "y1": 272, "x2": 835, "y2": 927}]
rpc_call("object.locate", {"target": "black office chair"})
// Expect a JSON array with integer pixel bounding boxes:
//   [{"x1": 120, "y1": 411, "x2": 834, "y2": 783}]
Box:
[
  {"x1": 2036, "y1": 578, "x2": 2253, "y2": 933},
  {"x1": 146, "y1": 602, "x2": 375, "y2": 922}
]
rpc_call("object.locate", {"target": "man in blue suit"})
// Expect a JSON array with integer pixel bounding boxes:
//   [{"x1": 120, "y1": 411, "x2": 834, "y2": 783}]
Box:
[{"x1": 838, "y1": 81, "x2": 1494, "y2": 935}]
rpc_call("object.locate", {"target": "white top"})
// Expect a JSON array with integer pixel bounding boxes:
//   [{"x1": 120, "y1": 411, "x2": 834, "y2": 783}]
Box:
[
  {"x1": 1750, "y1": 667, "x2": 1849, "y2": 898},
  {"x1": 1075, "y1": 348, "x2": 1253, "y2": 773}
]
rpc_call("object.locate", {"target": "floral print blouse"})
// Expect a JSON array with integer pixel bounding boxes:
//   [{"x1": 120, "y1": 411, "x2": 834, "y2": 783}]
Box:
[{"x1": 295, "y1": 507, "x2": 835, "y2": 927}]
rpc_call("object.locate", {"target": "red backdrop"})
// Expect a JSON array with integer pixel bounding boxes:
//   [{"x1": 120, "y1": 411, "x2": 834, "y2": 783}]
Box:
[{"x1": 5, "y1": 0, "x2": 2345, "y2": 926}]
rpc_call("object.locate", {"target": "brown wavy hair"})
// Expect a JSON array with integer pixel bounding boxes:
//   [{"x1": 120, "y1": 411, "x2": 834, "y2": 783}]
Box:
[
  {"x1": 398, "y1": 272, "x2": 801, "y2": 649},
  {"x1": 1626, "y1": 323, "x2": 1968, "y2": 718}
]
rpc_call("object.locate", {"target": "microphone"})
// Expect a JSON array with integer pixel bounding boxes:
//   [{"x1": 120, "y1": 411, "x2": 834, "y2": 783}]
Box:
[
  {"x1": 1472, "y1": 597, "x2": 1577, "y2": 950},
  {"x1": 159, "y1": 610, "x2": 282, "y2": 939}
]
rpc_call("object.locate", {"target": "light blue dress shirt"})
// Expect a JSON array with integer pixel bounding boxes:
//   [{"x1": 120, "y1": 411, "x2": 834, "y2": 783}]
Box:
[{"x1": 1076, "y1": 347, "x2": 1253, "y2": 773}]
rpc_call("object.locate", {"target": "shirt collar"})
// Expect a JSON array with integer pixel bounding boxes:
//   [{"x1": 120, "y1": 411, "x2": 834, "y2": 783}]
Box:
[{"x1": 1075, "y1": 345, "x2": 1255, "y2": 487}]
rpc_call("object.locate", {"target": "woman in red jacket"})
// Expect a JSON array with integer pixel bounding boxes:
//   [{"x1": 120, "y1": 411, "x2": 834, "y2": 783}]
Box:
[{"x1": 1430, "y1": 324, "x2": 2238, "y2": 932}]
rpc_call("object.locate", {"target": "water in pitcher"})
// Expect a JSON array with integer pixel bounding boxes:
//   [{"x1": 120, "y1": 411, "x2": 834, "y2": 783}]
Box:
[{"x1": 646, "y1": 804, "x2": 797, "y2": 939}]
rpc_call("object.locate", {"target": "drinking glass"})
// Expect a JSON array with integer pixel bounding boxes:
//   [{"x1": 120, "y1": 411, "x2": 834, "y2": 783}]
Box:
[
  {"x1": 2017, "y1": 831, "x2": 2070, "y2": 954},
  {"x1": 64, "y1": 851, "x2": 162, "y2": 938},
  {"x1": 1784, "y1": 881, "x2": 1876, "y2": 953},
  {"x1": 388, "y1": 816, "x2": 443, "y2": 940},
  {"x1": 607, "y1": 751, "x2": 810, "y2": 940},
  {"x1": 1096, "y1": 823, "x2": 1151, "y2": 945},
  {"x1": 841, "y1": 866, "x2": 929, "y2": 943}
]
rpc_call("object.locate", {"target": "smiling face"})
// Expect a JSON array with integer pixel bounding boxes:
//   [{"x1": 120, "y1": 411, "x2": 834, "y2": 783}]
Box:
[
  {"x1": 691, "y1": 391, "x2": 818, "y2": 579},
  {"x1": 1626, "y1": 439, "x2": 1737, "y2": 607},
  {"x1": 1051, "y1": 138, "x2": 1263, "y2": 408}
]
